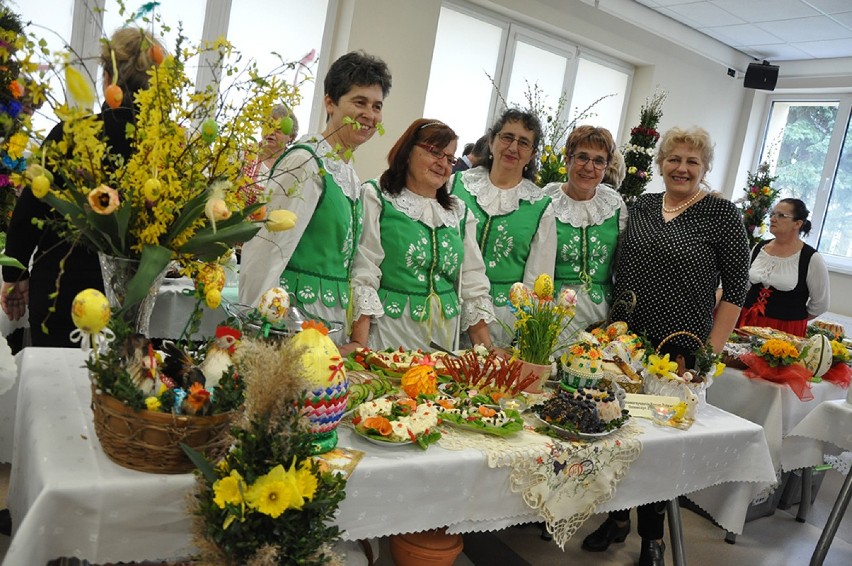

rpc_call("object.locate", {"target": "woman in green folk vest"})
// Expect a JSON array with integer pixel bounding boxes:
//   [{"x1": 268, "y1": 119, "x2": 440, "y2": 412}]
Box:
[
  {"x1": 451, "y1": 109, "x2": 556, "y2": 347},
  {"x1": 239, "y1": 51, "x2": 391, "y2": 345},
  {"x1": 346, "y1": 119, "x2": 494, "y2": 353},
  {"x1": 543, "y1": 125, "x2": 628, "y2": 344}
]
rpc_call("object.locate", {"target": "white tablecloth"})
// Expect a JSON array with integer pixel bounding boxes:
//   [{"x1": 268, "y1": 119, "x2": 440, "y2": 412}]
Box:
[
  {"x1": 2, "y1": 348, "x2": 775, "y2": 566},
  {"x1": 782, "y1": 400, "x2": 852, "y2": 471},
  {"x1": 707, "y1": 367, "x2": 847, "y2": 472}
]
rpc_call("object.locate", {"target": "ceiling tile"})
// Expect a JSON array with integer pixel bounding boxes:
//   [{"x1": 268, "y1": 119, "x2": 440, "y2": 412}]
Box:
[
  {"x1": 711, "y1": 0, "x2": 819, "y2": 22},
  {"x1": 656, "y1": 6, "x2": 706, "y2": 29},
  {"x1": 793, "y1": 38, "x2": 852, "y2": 58},
  {"x1": 805, "y1": 0, "x2": 852, "y2": 15},
  {"x1": 634, "y1": 0, "x2": 663, "y2": 6},
  {"x1": 757, "y1": 16, "x2": 851, "y2": 41},
  {"x1": 829, "y1": 11, "x2": 852, "y2": 27},
  {"x1": 746, "y1": 43, "x2": 812, "y2": 61},
  {"x1": 706, "y1": 23, "x2": 786, "y2": 46},
  {"x1": 648, "y1": 0, "x2": 701, "y2": 6},
  {"x1": 666, "y1": 2, "x2": 746, "y2": 27}
]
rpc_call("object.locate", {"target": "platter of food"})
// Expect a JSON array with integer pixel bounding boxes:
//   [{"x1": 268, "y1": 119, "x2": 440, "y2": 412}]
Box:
[
  {"x1": 434, "y1": 397, "x2": 524, "y2": 437},
  {"x1": 350, "y1": 397, "x2": 442, "y2": 449},
  {"x1": 346, "y1": 347, "x2": 449, "y2": 380},
  {"x1": 530, "y1": 385, "x2": 629, "y2": 441}
]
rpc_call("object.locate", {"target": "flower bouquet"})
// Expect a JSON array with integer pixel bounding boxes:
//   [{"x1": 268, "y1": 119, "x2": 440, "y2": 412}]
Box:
[
  {"x1": 821, "y1": 339, "x2": 852, "y2": 389},
  {"x1": 739, "y1": 337, "x2": 813, "y2": 400},
  {"x1": 501, "y1": 273, "x2": 577, "y2": 392},
  {"x1": 737, "y1": 162, "x2": 779, "y2": 247},
  {"x1": 25, "y1": 12, "x2": 297, "y2": 330},
  {"x1": 184, "y1": 336, "x2": 347, "y2": 565}
]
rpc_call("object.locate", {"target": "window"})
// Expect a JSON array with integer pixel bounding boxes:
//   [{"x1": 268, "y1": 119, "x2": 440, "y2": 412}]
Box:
[
  {"x1": 21, "y1": 1, "x2": 331, "y2": 140},
  {"x1": 757, "y1": 97, "x2": 852, "y2": 269},
  {"x1": 424, "y1": 3, "x2": 632, "y2": 153}
]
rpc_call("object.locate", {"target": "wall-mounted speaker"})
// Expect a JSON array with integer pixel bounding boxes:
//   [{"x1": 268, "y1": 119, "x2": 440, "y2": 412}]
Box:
[{"x1": 744, "y1": 61, "x2": 779, "y2": 91}]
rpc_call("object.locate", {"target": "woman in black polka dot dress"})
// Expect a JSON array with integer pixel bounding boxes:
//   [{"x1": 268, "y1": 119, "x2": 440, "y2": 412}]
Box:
[{"x1": 582, "y1": 126, "x2": 750, "y2": 566}]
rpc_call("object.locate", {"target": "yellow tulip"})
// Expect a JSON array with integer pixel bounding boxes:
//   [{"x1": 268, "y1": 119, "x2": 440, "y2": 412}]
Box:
[{"x1": 266, "y1": 209, "x2": 297, "y2": 232}]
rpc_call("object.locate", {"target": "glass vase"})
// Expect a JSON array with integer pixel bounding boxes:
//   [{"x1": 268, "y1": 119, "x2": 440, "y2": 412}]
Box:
[{"x1": 98, "y1": 253, "x2": 168, "y2": 336}]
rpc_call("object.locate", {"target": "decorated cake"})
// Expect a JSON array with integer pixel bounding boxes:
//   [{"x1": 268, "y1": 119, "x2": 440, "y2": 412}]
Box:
[
  {"x1": 559, "y1": 338, "x2": 604, "y2": 388},
  {"x1": 535, "y1": 386, "x2": 626, "y2": 434}
]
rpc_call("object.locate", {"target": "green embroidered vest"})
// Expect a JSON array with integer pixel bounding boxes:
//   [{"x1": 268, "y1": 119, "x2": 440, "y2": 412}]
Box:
[
  {"x1": 451, "y1": 173, "x2": 550, "y2": 306},
  {"x1": 554, "y1": 211, "x2": 620, "y2": 305},
  {"x1": 278, "y1": 144, "x2": 362, "y2": 308},
  {"x1": 373, "y1": 185, "x2": 466, "y2": 321}
]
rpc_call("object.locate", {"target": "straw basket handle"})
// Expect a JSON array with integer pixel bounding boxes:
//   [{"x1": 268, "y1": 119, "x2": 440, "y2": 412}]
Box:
[{"x1": 655, "y1": 330, "x2": 703, "y2": 354}]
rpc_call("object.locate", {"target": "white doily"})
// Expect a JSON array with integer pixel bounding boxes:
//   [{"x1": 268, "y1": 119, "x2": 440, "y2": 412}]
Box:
[{"x1": 825, "y1": 451, "x2": 852, "y2": 476}]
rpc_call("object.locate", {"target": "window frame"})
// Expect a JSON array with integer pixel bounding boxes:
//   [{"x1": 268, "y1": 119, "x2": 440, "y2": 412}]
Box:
[{"x1": 756, "y1": 93, "x2": 852, "y2": 273}]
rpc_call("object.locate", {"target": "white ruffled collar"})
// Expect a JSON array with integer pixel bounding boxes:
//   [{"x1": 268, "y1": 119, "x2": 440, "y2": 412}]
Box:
[
  {"x1": 545, "y1": 182, "x2": 623, "y2": 228},
  {"x1": 386, "y1": 187, "x2": 463, "y2": 228},
  {"x1": 295, "y1": 135, "x2": 361, "y2": 200},
  {"x1": 461, "y1": 166, "x2": 547, "y2": 212}
]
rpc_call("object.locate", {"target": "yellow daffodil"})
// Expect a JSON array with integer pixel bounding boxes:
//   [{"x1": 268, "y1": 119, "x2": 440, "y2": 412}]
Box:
[
  {"x1": 245, "y1": 463, "x2": 304, "y2": 518},
  {"x1": 831, "y1": 340, "x2": 850, "y2": 362},
  {"x1": 144, "y1": 396, "x2": 161, "y2": 411},
  {"x1": 558, "y1": 166, "x2": 566, "y2": 175},
  {"x1": 297, "y1": 462, "x2": 318, "y2": 501},
  {"x1": 87, "y1": 185, "x2": 120, "y2": 215},
  {"x1": 533, "y1": 273, "x2": 554, "y2": 301},
  {"x1": 266, "y1": 209, "x2": 297, "y2": 232},
  {"x1": 647, "y1": 353, "x2": 678, "y2": 378},
  {"x1": 713, "y1": 361, "x2": 726, "y2": 377},
  {"x1": 544, "y1": 145, "x2": 552, "y2": 153},
  {"x1": 213, "y1": 469, "x2": 246, "y2": 509}
]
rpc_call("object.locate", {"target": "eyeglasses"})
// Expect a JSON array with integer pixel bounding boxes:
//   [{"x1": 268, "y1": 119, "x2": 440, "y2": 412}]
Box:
[
  {"x1": 769, "y1": 212, "x2": 795, "y2": 219},
  {"x1": 496, "y1": 132, "x2": 534, "y2": 151},
  {"x1": 570, "y1": 153, "x2": 609, "y2": 170},
  {"x1": 415, "y1": 142, "x2": 457, "y2": 166}
]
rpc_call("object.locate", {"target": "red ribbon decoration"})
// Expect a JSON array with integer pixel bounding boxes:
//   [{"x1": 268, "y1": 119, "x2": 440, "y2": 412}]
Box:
[
  {"x1": 739, "y1": 352, "x2": 814, "y2": 401},
  {"x1": 822, "y1": 363, "x2": 852, "y2": 389}
]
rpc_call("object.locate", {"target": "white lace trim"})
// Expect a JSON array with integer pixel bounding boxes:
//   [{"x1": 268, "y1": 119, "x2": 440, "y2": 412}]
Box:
[
  {"x1": 546, "y1": 183, "x2": 623, "y2": 227},
  {"x1": 352, "y1": 285, "x2": 384, "y2": 319},
  {"x1": 385, "y1": 188, "x2": 462, "y2": 228},
  {"x1": 295, "y1": 135, "x2": 362, "y2": 200},
  {"x1": 460, "y1": 294, "x2": 496, "y2": 330},
  {"x1": 461, "y1": 167, "x2": 548, "y2": 211}
]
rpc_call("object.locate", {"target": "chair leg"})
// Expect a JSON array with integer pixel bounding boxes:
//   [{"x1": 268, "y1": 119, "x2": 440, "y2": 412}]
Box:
[
  {"x1": 667, "y1": 499, "x2": 687, "y2": 566},
  {"x1": 810, "y1": 470, "x2": 852, "y2": 566}
]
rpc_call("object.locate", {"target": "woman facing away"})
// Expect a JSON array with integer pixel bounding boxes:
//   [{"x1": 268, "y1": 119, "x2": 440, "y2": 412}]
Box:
[
  {"x1": 345, "y1": 119, "x2": 494, "y2": 354},
  {"x1": 450, "y1": 108, "x2": 556, "y2": 347},
  {"x1": 737, "y1": 198, "x2": 829, "y2": 336},
  {"x1": 1, "y1": 27, "x2": 163, "y2": 347},
  {"x1": 596, "y1": 126, "x2": 750, "y2": 566},
  {"x1": 238, "y1": 51, "x2": 392, "y2": 345}
]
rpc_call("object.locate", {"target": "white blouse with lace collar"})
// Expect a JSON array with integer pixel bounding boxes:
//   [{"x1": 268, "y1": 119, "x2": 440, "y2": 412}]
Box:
[
  {"x1": 544, "y1": 182, "x2": 628, "y2": 230},
  {"x1": 383, "y1": 187, "x2": 462, "y2": 228},
  {"x1": 460, "y1": 166, "x2": 548, "y2": 214}
]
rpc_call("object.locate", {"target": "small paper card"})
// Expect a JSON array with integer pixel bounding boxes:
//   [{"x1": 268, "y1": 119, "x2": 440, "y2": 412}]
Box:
[
  {"x1": 624, "y1": 393, "x2": 681, "y2": 420},
  {"x1": 312, "y1": 447, "x2": 365, "y2": 478}
]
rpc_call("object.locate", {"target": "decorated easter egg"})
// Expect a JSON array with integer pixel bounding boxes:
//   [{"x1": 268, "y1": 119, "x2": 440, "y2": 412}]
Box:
[
  {"x1": 802, "y1": 334, "x2": 833, "y2": 378},
  {"x1": 257, "y1": 287, "x2": 290, "y2": 324},
  {"x1": 71, "y1": 289, "x2": 111, "y2": 333},
  {"x1": 279, "y1": 115, "x2": 294, "y2": 136},
  {"x1": 200, "y1": 119, "x2": 218, "y2": 143}
]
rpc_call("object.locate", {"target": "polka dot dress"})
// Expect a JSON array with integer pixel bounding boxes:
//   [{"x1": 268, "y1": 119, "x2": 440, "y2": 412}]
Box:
[{"x1": 611, "y1": 192, "x2": 750, "y2": 351}]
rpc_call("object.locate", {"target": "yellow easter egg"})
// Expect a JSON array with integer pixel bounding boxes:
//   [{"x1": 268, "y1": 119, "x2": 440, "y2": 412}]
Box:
[
  {"x1": 71, "y1": 289, "x2": 111, "y2": 333},
  {"x1": 290, "y1": 325, "x2": 344, "y2": 388}
]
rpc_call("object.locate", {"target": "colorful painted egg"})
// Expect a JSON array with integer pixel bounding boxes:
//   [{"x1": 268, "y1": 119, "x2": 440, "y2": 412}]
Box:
[
  {"x1": 71, "y1": 289, "x2": 111, "y2": 333},
  {"x1": 802, "y1": 334, "x2": 833, "y2": 378},
  {"x1": 257, "y1": 287, "x2": 290, "y2": 324}
]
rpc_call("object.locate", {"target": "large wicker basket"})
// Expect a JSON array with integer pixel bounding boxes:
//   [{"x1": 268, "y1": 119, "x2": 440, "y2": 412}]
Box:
[{"x1": 91, "y1": 388, "x2": 235, "y2": 474}]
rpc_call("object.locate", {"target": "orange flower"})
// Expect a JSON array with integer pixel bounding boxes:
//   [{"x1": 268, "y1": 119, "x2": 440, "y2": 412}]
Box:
[
  {"x1": 8, "y1": 79, "x2": 24, "y2": 99},
  {"x1": 87, "y1": 185, "x2": 120, "y2": 215},
  {"x1": 363, "y1": 416, "x2": 392, "y2": 436}
]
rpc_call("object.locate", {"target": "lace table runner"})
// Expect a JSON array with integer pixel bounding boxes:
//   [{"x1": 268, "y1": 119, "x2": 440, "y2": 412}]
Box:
[{"x1": 438, "y1": 418, "x2": 643, "y2": 548}]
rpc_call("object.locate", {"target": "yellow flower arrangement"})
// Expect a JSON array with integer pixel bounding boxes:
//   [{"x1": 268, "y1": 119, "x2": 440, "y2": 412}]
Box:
[
  {"x1": 757, "y1": 338, "x2": 800, "y2": 367},
  {"x1": 646, "y1": 353, "x2": 679, "y2": 379},
  {"x1": 27, "y1": 21, "x2": 297, "y2": 311},
  {"x1": 504, "y1": 274, "x2": 577, "y2": 365},
  {"x1": 831, "y1": 340, "x2": 851, "y2": 364}
]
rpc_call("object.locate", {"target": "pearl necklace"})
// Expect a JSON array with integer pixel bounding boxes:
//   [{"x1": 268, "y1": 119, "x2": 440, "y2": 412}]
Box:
[{"x1": 662, "y1": 190, "x2": 702, "y2": 213}]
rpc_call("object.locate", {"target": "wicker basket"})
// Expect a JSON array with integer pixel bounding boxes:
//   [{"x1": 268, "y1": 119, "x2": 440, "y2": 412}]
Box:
[
  {"x1": 91, "y1": 388, "x2": 235, "y2": 474},
  {"x1": 643, "y1": 331, "x2": 713, "y2": 413}
]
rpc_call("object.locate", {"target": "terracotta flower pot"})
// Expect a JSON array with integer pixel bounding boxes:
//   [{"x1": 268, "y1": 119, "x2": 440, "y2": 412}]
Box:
[{"x1": 389, "y1": 528, "x2": 464, "y2": 566}]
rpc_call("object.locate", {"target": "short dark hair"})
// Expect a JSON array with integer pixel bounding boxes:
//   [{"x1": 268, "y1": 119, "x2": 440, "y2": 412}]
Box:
[
  {"x1": 470, "y1": 135, "x2": 488, "y2": 159},
  {"x1": 483, "y1": 108, "x2": 542, "y2": 181},
  {"x1": 380, "y1": 119, "x2": 457, "y2": 210},
  {"x1": 324, "y1": 51, "x2": 392, "y2": 104},
  {"x1": 779, "y1": 198, "x2": 812, "y2": 236},
  {"x1": 462, "y1": 143, "x2": 474, "y2": 156}
]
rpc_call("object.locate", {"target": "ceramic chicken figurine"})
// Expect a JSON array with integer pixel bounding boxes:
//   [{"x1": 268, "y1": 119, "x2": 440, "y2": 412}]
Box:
[
  {"x1": 160, "y1": 341, "x2": 205, "y2": 390},
  {"x1": 120, "y1": 334, "x2": 160, "y2": 396},
  {"x1": 200, "y1": 326, "x2": 242, "y2": 383}
]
